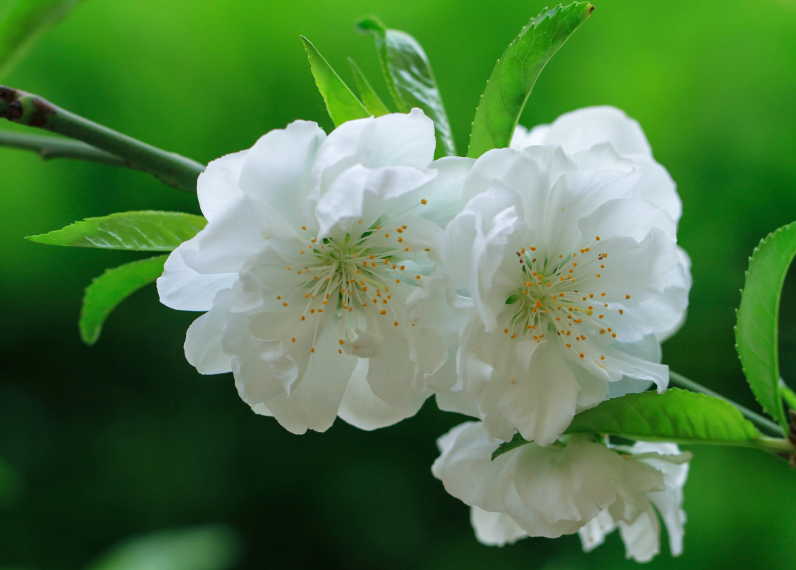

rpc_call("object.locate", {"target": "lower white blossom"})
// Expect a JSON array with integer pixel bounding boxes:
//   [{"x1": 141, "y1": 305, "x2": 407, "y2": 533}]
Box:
[
  {"x1": 422, "y1": 106, "x2": 691, "y2": 446},
  {"x1": 158, "y1": 109, "x2": 470, "y2": 434},
  {"x1": 432, "y1": 422, "x2": 691, "y2": 562}
]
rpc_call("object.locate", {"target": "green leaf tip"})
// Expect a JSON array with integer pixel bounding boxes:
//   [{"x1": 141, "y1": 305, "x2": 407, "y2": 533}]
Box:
[
  {"x1": 467, "y1": 1, "x2": 594, "y2": 159},
  {"x1": 25, "y1": 211, "x2": 207, "y2": 251},
  {"x1": 355, "y1": 15, "x2": 457, "y2": 159},
  {"x1": 735, "y1": 221, "x2": 796, "y2": 434},
  {"x1": 492, "y1": 388, "x2": 763, "y2": 461},
  {"x1": 300, "y1": 35, "x2": 370, "y2": 127},
  {"x1": 348, "y1": 58, "x2": 391, "y2": 117},
  {"x1": 80, "y1": 255, "x2": 168, "y2": 346}
]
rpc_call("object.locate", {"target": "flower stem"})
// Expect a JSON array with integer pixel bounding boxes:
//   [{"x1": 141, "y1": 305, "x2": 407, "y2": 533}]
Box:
[
  {"x1": 669, "y1": 371, "x2": 784, "y2": 437},
  {"x1": 0, "y1": 85, "x2": 204, "y2": 192},
  {"x1": 0, "y1": 130, "x2": 134, "y2": 168}
]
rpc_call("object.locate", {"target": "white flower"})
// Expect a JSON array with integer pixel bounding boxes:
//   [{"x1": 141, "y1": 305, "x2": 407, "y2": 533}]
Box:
[
  {"x1": 425, "y1": 106, "x2": 691, "y2": 445},
  {"x1": 431, "y1": 422, "x2": 691, "y2": 562},
  {"x1": 157, "y1": 109, "x2": 471, "y2": 434}
]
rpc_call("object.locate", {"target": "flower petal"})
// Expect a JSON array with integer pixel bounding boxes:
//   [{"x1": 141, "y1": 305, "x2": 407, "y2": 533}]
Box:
[
  {"x1": 618, "y1": 506, "x2": 661, "y2": 563},
  {"x1": 311, "y1": 108, "x2": 436, "y2": 193},
  {"x1": 197, "y1": 149, "x2": 248, "y2": 221},
  {"x1": 158, "y1": 246, "x2": 238, "y2": 311},
  {"x1": 338, "y1": 359, "x2": 429, "y2": 431},
  {"x1": 184, "y1": 289, "x2": 233, "y2": 374},
  {"x1": 481, "y1": 341, "x2": 580, "y2": 446},
  {"x1": 238, "y1": 120, "x2": 326, "y2": 229},
  {"x1": 578, "y1": 509, "x2": 617, "y2": 553},
  {"x1": 260, "y1": 324, "x2": 358, "y2": 434},
  {"x1": 540, "y1": 106, "x2": 652, "y2": 157},
  {"x1": 431, "y1": 422, "x2": 508, "y2": 512},
  {"x1": 470, "y1": 507, "x2": 527, "y2": 546},
  {"x1": 511, "y1": 435, "x2": 624, "y2": 524}
]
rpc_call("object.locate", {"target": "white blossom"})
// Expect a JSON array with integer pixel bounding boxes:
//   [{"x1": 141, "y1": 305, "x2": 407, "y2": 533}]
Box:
[
  {"x1": 422, "y1": 106, "x2": 691, "y2": 446},
  {"x1": 432, "y1": 422, "x2": 691, "y2": 562},
  {"x1": 157, "y1": 109, "x2": 471, "y2": 434}
]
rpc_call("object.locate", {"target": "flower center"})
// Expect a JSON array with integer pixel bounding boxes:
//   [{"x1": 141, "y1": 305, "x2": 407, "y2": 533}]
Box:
[
  {"x1": 279, "y1": 219, "x2": 429, "y2": 353},
  {"x1": 502, "y1": 235, "x2": 630, "y2": 363}
]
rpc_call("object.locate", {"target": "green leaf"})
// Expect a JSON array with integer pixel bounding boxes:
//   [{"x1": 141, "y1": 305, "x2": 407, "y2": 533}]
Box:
[
  {"x1": 0, "y1": 0, "x2": 83, "y2": 77},
  {"x1": 26, "y1": 211, "x2": 206, "y2": 251},
  {"x1": 85, "y1": 525, "x2": 241, "y2": 570},
  {"x1": 79, "y1": 255, "x2": 167, "y2": 345},
  {"x1": 356, "y1": 16, "x2": 456, "y2": 159},
  {"x1": 467, "y1": 2, "x2": 594, "y2": 158},
  {"x1": 301, "y1": 36, "x2": 370, "y2": 127},
  {"x1": 735, "y1": 222, "x2": 796, "y2": 432},
  {"x1": 348, "y1": 58, "x2": 391, "y2": 117},
  {"x1": 491, "y1": 389, "x2": 761, "y2": 460}
]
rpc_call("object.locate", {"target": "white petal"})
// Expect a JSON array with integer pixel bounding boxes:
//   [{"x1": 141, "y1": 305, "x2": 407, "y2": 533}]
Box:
[
  {"x1": 470, "y1": 507, "x2": 528, "y2": 546},
  {"x1": 365, "y1": 316, "x2": 421, "y2": 406},
  {"x1": 261, "y1": 324, "x2": 358, "y2": 434},
  {"x1": 314, "y1": 164, "x2": 436, "y2": 240},
  {"x1": 569, "y1": 362, "x2": 610, "y2": 412},
  {"x1": 197, "y1": 149, "x2": 248, "y2": 221},
  {"x1": 541, "y1": 106, "x2": 652, "y2": 157},
  {"x1": 577, "y1": 198, "x2": 676, "y2": 244},
  {"x1": 509, "y1": 124, "x2": 550, "y2": 149},
  {"x1": 498, "y1": 466, "x2": 586, "y2": 538},
  {"x1": 311, "y1": 109, "x2": 435, "y2": 193},
  {"x1": 481, "y1": 341, "x2": 580, "y2": 446},
  {"x1": 511, "y1": 436, "x2": 624, "y2": 524},
  {"x1": 414, "y1": 157, "x2": 474, "y2": 227},
  {"x1": 435, "y1": 389, "x2": 480, "y2": 418},
  {"x1": 607, "y1": 334, "x2": 661, "y2": 398},
  {"x1": 184, "y1": 289, "x2": 233, "y2": 374},
  {"x1": 338, "y1": 359, "x2": 429, "y2": 430},
  {"x1": 618, "y1": 506, "x2": 661, "y2": 563},
  {"x1": 238, "y1": 120, "x2": 326, "y2": 229},
  {"x1": 431, "y1": 422, "x2": 507, "y2": 512},
  {"x1": 181, "y1": 196, "x2": 290, "y2": 275},
  {"x1": 543, "y1": 169, "x2": 642, "y2": 259},
  {"x1": 456, "y1": 319, "x2": 507, "y2": 401},
  {"x1": 157, "y1": 246, "x2": 238, "y2": 311},
  {"x1": 578, "y1": 509, "x2": 617, "y2": 553}
]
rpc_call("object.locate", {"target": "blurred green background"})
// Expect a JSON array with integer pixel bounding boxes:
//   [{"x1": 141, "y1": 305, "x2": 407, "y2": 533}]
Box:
[{"x1": 1, "y1": 0, "x2": 795, "y2": 568}]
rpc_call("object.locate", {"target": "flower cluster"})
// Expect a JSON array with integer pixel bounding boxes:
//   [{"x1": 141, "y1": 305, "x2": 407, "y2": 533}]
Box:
[{"x1": 158, "y1": 105, "x2": 692, "y2": 560}]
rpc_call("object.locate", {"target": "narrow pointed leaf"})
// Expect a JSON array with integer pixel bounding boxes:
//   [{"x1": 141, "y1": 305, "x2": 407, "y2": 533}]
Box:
[
  {"x1": 26, "y1": 211, "x2": 206, "y2": 251},
  {"x1": 357, "y1": 17, "x2": 456, "y2": 158},
  {"x1": 348, "y1": 58, "x2": 390, "y2": 117},
  {"x1": 80, "y1": 255, "x2": 167, "y2": 345},
  {"x1": 301, "y1": 36, "x2": 369, "y2": 127},
  {"x1": 492, "y1": 389, "x2": 760, "y2": 460},
  {"x1": 735, "y1": 222, "x2": 796, "y2": 432},
  {"x1": 0, "y1": 0, "x2": 83, "y2": 78},
  {"x1": 467, "y1": 2, "x2": 594, "y2": 158}
]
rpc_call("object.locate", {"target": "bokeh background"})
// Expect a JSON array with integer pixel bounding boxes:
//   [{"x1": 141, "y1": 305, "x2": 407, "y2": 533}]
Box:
[{"x1": 1, "y1": 0, "x2": 795, "y2": 568}]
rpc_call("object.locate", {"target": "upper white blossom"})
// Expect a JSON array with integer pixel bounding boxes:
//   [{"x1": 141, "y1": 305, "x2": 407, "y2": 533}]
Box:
[
  {"x1": 432, "y1": 421, "x2": 691, "y2": 562},
  {"x1": 157, "y1": 109, "x2": 471, "y2": 434},
  {"x1": 420, "y1": 106, "x2": 691, "y2": 446}
]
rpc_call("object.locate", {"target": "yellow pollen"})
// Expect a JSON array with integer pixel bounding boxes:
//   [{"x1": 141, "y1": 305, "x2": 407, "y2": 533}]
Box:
[
  {"x1": 277, "y1": 295, "x2": 281, "y2": 300},
  {"x1": 601, "y1": 264, "x2": 605, "y2": 268},
  {"x1": 612, "y1": 333, "x2": 617, "y2": 338},
  {"x1": 339, "y1": 340, "x2": 344, "y2": 345},
  {"x1": 286, "y1": 266, "x2": 291, "y2": 270},
  {"x1": 385, "y1": 234, "x2": 390, "y2": 238},
  {"x1": 596, "y1": 274, "x2": 601, "y2": 278},
  {"x1": 511, "y1": 333, "x2": 517, "y2": 338},
  {"x1": 291, "y1": 338, "x2": 296, "y2": 343},
  {"x1": 626, "y1": 294, "x2": 631, "y2": 300},
  {"x1": 338, "y1": 349, "x2": 342, "y2": 354},
  {"x1": 530, "y1": 246, "x2": 537, "y2": 251},
  {"x1": 599, "y1": 315, "x2": 604, "y2": 319},
  {"x1": 301, "y1": 316, "x2": 305, "y2": 321},
  {"x1": 300, "y1": 250, "x2": 305, "y2": 254},
  {"x1": 398, "y1": 237, "x2": 403, "y2": 243},
  {"x1": 619, "y1": 310, "x2": 624, "y2": 315},
  {"x1": 311, "y1": 348, "x2": 315, "y2": 353},
  {"x1": 600, "y1": 355, "x2": 605, "y2": 360},
  {"x1": 421, "y1": 199, "x2": 428, "y2": 205},
  {"x1": 397, "y1": 228, "x2": 403, "y2": 233},
  {"x1": 504, "y1": 329, "x2": 509, "y2": 334},
  {"x1": 566, "y1": 343, "x2": 571, "y2": 348},
  {"x1": 310, "y1": 309, "x2": 315, "y2": 313},
  {"x1": 596, "y1": 236, "x2": 601, "y2": 241},
  {"x1": 380, "y1": 310, "x2": 387, "y2": 315},
  {"x1": 283, "y1": 302, "x2": 289, "y2": 307},
  {"x1": 416, "y1": 275, "x2": 421, "y2": 280},
  {"x1": 302, "y1": 226, "x2": 306, "y2": 230},
  {"x1": 579, "y1": 353, "x2": 584, "y2": 358},
  {"x1": 396, "y1": 279, "x2": 401, "y2": 284}
]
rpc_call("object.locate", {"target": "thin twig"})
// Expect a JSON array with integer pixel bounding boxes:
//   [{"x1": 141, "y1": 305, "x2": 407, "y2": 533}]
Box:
[
  {"x1": 0, "y1": 130, "x2": 135, "y2": 168},
  {"x1": 669, "y1": 371, "x2": 784, "y2": 437},
  {"x1": 0, "y1": 85, "x2": 204, "y2": 192}
]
